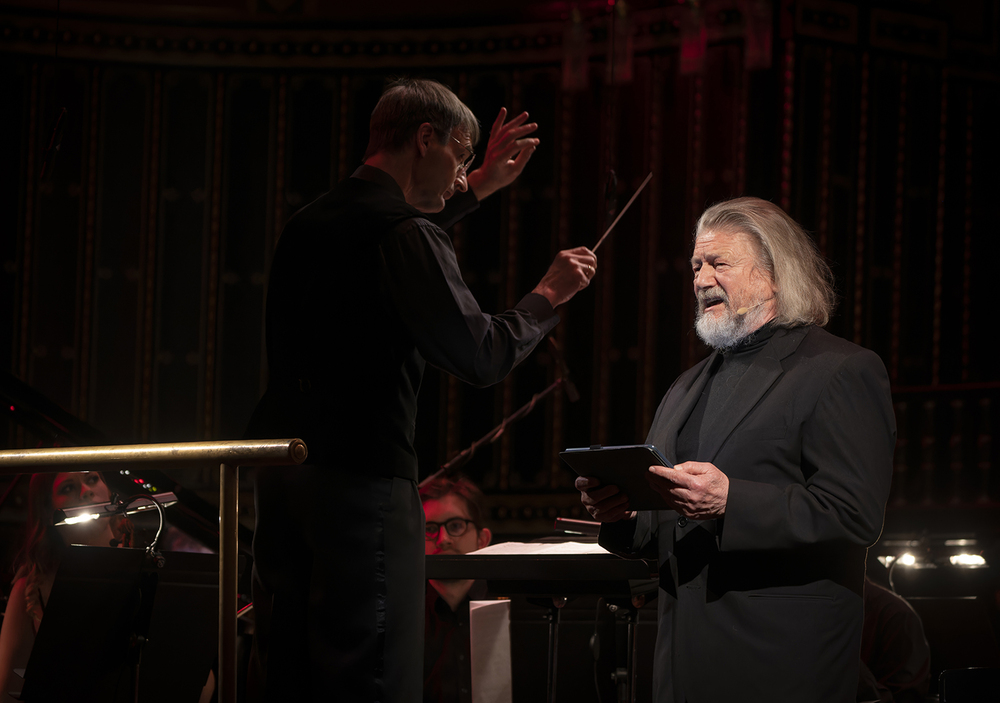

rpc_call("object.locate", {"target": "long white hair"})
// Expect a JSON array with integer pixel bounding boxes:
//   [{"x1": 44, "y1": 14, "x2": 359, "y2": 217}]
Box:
[{"x1": 695, "y1": 197, "x2": 836, "y2": 327}]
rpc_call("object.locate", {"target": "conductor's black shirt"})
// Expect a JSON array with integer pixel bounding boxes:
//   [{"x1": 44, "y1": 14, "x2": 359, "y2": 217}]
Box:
[{"x1": 247, "y1": 165, "x2": 560, "y2": 478}]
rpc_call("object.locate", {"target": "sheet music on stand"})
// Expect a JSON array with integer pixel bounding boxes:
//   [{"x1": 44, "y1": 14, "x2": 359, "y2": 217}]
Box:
[
  {"x1": 471, "y1": 541, "x2": 612, "y2": 556},
  {"x1": 426, "y1": 539, "x2": 658, "y2": 703},
  {"x1": 427, "y1": 540, "x2": 655, "y2": 597}
]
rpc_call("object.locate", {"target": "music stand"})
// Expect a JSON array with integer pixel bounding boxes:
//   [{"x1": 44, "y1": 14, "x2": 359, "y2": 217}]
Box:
[
  {"x1": 427, "y1": 549, "x2": 658, "y2": 703},
  {"x1": 18, "y1": 546, "x2": 220, "y2": 703}
]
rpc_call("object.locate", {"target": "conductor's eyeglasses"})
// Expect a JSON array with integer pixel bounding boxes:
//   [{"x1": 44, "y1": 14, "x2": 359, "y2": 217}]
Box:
[
  {"x1": 450, "y1": 136, "x2": 476, "y2": 172},
  {"x1": 425, "y1": 518, "x2": 476, "y2": 540}
]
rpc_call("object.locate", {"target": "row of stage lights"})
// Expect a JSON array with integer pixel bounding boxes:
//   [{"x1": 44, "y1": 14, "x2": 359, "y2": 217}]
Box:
[{"x1": 878, "y1": 538, "x2": 988, "y2": 570}]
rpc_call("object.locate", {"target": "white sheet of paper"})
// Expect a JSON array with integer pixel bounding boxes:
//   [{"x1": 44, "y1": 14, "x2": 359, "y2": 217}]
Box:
[
  {"x1": 469, "y1": 541, "x2": 611, "y2": 556},
  {"x1": 469, "y1": 599, "x2": 512, "y2": 703}
]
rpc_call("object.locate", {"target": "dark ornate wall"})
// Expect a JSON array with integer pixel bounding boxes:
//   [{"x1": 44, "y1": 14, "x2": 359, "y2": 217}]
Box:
[{"x1": 1, "y1": 0, "x2": 998, "y2": 538}]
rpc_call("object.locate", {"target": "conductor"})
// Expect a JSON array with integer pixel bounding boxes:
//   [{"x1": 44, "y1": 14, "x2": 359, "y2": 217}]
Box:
[{"x1": 246, "y1": 78, "x2": 596, "y2": 702}]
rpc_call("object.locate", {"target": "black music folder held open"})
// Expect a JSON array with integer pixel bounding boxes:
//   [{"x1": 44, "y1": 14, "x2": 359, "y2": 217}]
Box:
[{"x1": 560, "y1": 444, "x2": 674, "y2": 511}]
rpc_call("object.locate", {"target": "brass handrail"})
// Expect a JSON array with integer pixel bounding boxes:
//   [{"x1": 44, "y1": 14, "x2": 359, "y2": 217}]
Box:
[
  {"x1": 0, "y1": 438, "x2": 307, "y2": 469},
  {"x1": 0, "y1": 438, "x2": 308, "y2": 703}
]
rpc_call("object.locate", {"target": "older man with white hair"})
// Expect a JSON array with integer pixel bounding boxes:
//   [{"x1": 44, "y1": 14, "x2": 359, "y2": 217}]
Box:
[{"x1": 577, "y1": 197, "x2": 895, "y2": 702}]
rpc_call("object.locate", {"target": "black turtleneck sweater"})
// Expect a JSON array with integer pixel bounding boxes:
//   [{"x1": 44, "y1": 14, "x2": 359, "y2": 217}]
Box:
[{"x1": 676, "y1": 322, "x2": 778, "y2": 463}]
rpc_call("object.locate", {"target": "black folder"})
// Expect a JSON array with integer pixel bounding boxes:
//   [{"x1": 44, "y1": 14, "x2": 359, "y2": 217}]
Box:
[{"x1": 560, "y1": 444, "x2": 674, "y2": 511}]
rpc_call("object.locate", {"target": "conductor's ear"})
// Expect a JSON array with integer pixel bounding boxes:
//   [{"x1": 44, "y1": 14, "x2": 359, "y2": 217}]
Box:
[{"x1": 415, "y1": 123, "x2": 434, "y2": 156}]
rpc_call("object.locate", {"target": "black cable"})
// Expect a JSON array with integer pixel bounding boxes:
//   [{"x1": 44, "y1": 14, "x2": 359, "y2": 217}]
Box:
[
  {"x1": 887, "y1": 552, "x2": 902, "y2": 593},
  {"x1": 592, "y1": 598, "x2": 604, "y2": 703}
]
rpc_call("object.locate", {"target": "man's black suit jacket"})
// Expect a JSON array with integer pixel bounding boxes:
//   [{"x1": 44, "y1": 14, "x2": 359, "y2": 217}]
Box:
[{"x1": 600, "y1": 325, "x2": 895, "y2": 703}]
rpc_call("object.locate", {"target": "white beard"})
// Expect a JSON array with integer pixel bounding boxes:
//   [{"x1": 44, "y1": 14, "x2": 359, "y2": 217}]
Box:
[
  {"x1": 695, "y1": 288, "x2": 770, "y2": 351},
  {"x1": 696, "y1": 308, "x2": 747, "y2": 350}
]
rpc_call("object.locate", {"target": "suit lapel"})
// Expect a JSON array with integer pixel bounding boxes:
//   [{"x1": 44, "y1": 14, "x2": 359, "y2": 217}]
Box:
[
  {"x1": 699, "y1": 326, "x2": 809, "y2": 461},
  {"x1": 656, "y1": 351, "x2": 720, "y2": 463}
]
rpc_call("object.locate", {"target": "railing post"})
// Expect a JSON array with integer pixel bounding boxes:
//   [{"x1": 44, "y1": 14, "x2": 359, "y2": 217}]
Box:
[{"x1": 219, "y1": 461, "x2": 239, "y2": 703}]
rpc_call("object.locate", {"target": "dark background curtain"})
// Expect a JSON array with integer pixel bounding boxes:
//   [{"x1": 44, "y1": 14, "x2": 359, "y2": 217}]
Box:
[{"x1": 0, "y1": 0, "x2": 997, "y2": 545}]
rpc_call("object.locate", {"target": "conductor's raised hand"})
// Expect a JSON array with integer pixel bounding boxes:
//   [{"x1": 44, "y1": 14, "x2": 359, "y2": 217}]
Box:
[
  {"x1": 466, "y1": 108, "x2": 540, "y2": 201},
  {"x1": 647, "y1": 461, "x2": 729, "y2": 520},
  {"x1": 532, "y1": 246, "x2": 597, "y2": 308},
  {"x1": 575, "y1": 476, "x2": 636, "y2": 523}
]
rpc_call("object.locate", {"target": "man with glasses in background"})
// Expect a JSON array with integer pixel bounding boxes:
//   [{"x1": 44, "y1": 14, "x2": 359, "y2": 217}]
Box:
[
  {"x1": 420, "y1": 475, "x2": 493, "y2": 703},
  {"x1": 247, "y1": 78, "x2": 597, "y2": 702}
]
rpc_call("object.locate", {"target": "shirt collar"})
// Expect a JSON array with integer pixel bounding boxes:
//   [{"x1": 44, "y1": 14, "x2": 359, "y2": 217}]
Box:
[
  {"x1": 351, "y1": 163, "x2": 406, "y2": 201},
  {"x1": 723, "y1": 319, "x2": 779, "y2": 357}
]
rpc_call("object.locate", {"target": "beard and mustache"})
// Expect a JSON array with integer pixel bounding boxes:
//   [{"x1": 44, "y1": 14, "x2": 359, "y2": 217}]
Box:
[{"x1": 695, "y1": 286, "x2": 771, "y2": 351}]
